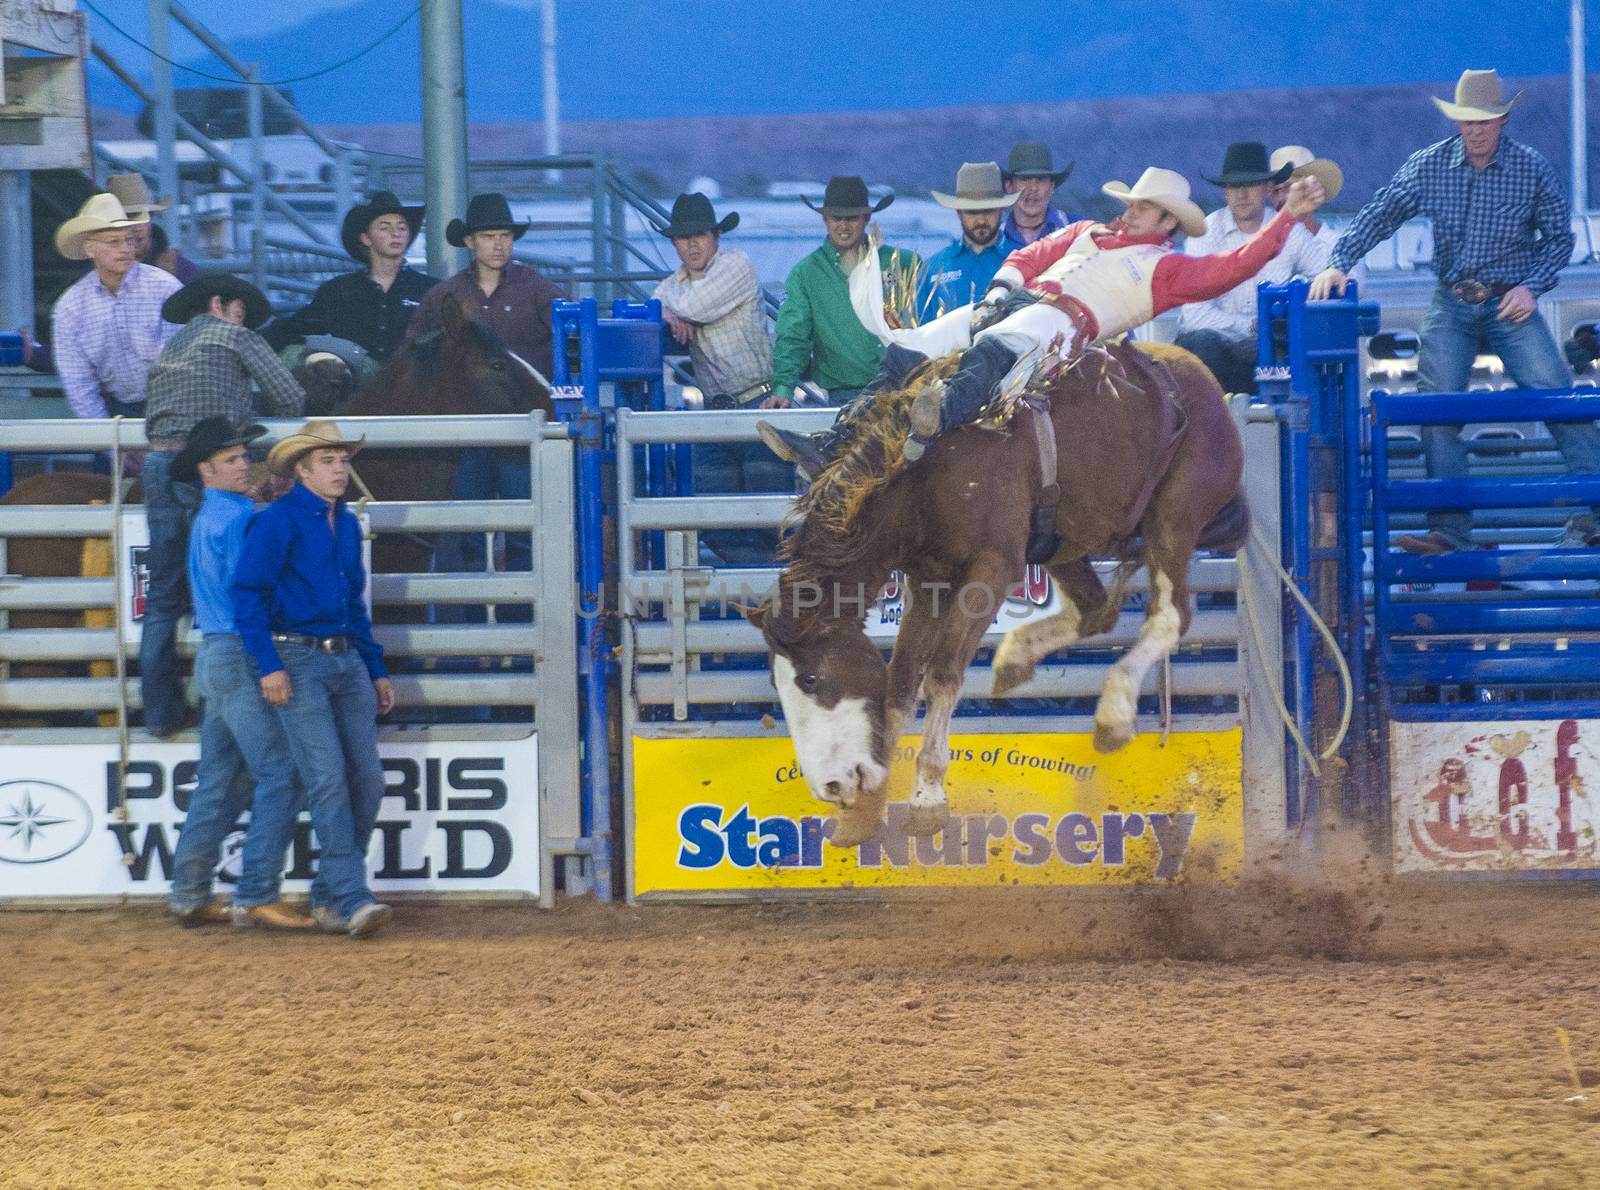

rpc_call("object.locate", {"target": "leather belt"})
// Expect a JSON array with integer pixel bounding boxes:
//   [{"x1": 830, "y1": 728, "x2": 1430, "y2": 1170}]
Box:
[
  {"x1": 1449, "y1": 279, "x2": 1515, "y2": 305},
  {"x1": 272, "y1": 632, "x2": 351, "y2": 654}
]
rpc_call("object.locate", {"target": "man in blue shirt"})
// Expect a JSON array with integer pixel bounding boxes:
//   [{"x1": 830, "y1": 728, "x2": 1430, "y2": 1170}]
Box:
[
  {"x1": 917, "y1": 162, "x2": 1020, "y2": 323},
  {"x1": 999, "y1": 142, "x2": 1081, "y2": 250},
  {"x1": 167, "y1": 418, "x2": 313, "y2": 930},
  {"x1": 233, "y1": 419, "x2": 394, "y2": 938},
  {"x1": 1313, "y1": 68, "x2": 1600, "y2": 553}
]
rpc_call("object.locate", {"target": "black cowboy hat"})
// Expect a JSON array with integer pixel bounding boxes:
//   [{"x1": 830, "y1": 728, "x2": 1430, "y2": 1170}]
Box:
[
  {"x1": 172, "y1": 416, "x2": 267, "y2": 483},
  {"x1": 340, "y1": 190, "x2": 425, "y2": 262},
  {"x1": 655, "y1": 192, "x2": 739, "y2": 239},
  {"x1": 802, "y1": 176, "x2": 894, "y2": 217},
  {"x1": 445, "y1": 192, "x2": 530, "y2": 247},
  {"x1": 1002, "y1": 142, "x2": 1073, "y2": 185},
  {"x1": 161, "y1": 271, "x2": 273, "y2": 329},
  {"x1": 1204, "y1": 141, "x2": 1294, "y2": 188}
]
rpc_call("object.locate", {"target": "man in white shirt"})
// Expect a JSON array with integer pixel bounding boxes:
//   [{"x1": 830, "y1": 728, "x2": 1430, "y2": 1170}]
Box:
[{"x1": 1174, "y1": 142, "x2": 1341, "y2": 393}]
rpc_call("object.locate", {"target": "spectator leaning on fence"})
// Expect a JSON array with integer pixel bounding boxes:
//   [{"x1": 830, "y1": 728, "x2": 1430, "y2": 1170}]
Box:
[
  {"x1": 1175, "y1": 142, "x2": 1341, "y2": 395},
  {"x1": 1000, "y1": 143, "x2": 1082, "y2": 250},
  {"x1": 140, "y1": 272, "x2": 306, "y2": 739},
  {"x1": 50, "y1": 193, "x2": 181, "y2": 419},
  {"x1": 167, "y1": 418, "x2": 313, "y2": 932},
  {"x1": 918, "y1": 162, "x2": 1020, "y2": 322},
  {"x1": 768, "y1": 176, "x2": 920, "y2": 409},
  {"x1": 232, "y1": 420, "x2": 393, "y2": 939},
  {"x1": 264, "y1": 190, "x2": 437, "y2": 376},
  {"x1": 1312, "y1": 68, "x2": 1600, "y2": 553},
  {"x1": 107, "y1": 174, "x2": 200, "y2": 283}
]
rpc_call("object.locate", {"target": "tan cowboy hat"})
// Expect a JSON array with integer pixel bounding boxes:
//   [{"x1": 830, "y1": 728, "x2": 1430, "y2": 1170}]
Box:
[
  {"x1": 54, "y1": 193, "x2": 148, "y2": 260},
  {"x1": 1432, "y1": 69, "x2": 1522, "y2": 121},
  {"x1": 931, "y1": 162, "x2": 1021, "y2": 211},
  {"x1": 1101, "y1": 167, "x2": 1207, "y2": 238},
  {"x1": 1269, "y1": 145, "x2": 1345, "y2": 204},
  {"x1": 267, "y1": 419, "x2": 366, "y2": 477},
  {"x1": 106, "y1": 173, "x2": 169, "y2": 215}
]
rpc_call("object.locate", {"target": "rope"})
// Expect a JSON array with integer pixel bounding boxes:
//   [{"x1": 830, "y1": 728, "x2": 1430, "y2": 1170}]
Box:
[
  {"x1": 1236, "y1": 520, "x2": 1355, "y2": 779},
  {"x1": 108, "y1": 418, "x2": 131, "y2": 841}
]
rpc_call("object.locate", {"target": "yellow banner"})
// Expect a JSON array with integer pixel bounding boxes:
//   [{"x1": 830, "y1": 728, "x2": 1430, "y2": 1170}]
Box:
[{"x1": 631, "y1": 730, "x2": 1242, "y2": 894}]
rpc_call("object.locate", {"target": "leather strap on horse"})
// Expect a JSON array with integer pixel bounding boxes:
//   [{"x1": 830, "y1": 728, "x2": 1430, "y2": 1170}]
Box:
[
  {"x1": 1020, "y1": 394, "x2": 1062, "y2": 564},
  {"x1": 1108, "y1": 342, "x2": 1187, "y2": 542}
]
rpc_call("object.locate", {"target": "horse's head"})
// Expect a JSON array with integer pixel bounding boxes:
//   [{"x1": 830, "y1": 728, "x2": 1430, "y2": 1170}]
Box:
[
  {"x1": 417, "y1": 296, "x2": 551, "y2": 416},
  {"x1": 742, "y1": 600, "x2": 888, "y2": 809}
]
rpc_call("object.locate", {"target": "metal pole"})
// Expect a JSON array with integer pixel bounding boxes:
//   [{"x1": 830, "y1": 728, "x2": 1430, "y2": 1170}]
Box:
[
  {"x1": 1573, "y1": 0, "x2": 1589, "y2": 212},
  {"x1": 541, "y1": 0, "x2": 560, "y2": 186},
  {"x1": 0, "y1": 172, "x2": 34, "y2": 336},
  {"x1": 421, "y1": 0, "x2": 470, "y2": 278},
  {"x1": 334, "y1": 149, "x2": 354, "y2": 228},
  {"x1": 247, "y1": 64, "x2": 265, "y2": 285},
  {"x1": 147, "y1": 0, "x2": 179, "y2": 242}
]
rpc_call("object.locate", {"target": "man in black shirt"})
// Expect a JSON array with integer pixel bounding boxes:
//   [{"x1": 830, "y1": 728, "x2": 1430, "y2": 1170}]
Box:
[{"x1": 263, "y1": 191, "x2": 437, "y2": 372}]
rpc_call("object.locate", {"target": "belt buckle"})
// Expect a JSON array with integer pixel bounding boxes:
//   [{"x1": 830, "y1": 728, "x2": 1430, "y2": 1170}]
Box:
[{"x1": 1453, "y1": 280, "x2": 1491, "y2": 305}]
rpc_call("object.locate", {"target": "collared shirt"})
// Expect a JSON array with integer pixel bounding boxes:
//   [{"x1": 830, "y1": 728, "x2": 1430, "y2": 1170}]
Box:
[
  {"x1": 771, "y1": 240, "x2": 920, "y2": 397},
  {"x1": 50, "y1": 262, "x2": 182, "y2": 417},
  {"x1": 144, "y1": 315, "x2": 305, "y2": 442},
  {"x1": 188, "y1": 487, "x2": 253, "y2": 634},
  {"x1": 407, "y1": 262, "x2": 567, "y2": 385},
  {"x1": 1330, "y1": 134, "x2": 1573, "y2": 295},
  {"x1": 1177, "y1": 205, "x2": 1337, "y2": 340},
  {"x1": 916, "y1": 237, "x2": 1010, "y2": 321},
  {"x1": 263, "y1": 267, "x2": 438, "y2": 362},
  {"x1": 231, "y1": 481, "x2": 385, "y2": 680},
  {"x1": 1000, "y1": 206, "x2": 1083, "y2": 252},
  {"x1": 653, "y1": 247, "x2": 772, "y2": 398}
]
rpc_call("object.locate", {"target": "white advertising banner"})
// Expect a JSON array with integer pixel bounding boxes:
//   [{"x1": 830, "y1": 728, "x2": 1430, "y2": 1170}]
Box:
[
  {"x1": 1391, "y1": 718, "x2": 1600, "y2": 873},
  {"x1": 0, "y1": 735, "x2": 540, "y2": 900}
]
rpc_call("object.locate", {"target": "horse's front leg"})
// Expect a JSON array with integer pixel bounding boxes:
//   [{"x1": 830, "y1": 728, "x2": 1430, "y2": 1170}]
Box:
[
  {"x1": 907, "y1": 559, "x2": 1014, "y2": 837},
  {"x1": 1093, "y1": 565, "x2": 1184, "y2": 753}
]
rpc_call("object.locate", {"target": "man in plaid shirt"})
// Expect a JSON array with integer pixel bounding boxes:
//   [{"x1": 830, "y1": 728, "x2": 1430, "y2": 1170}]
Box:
[
  {"x1": 140, "y1": 273, "x2": 304, "y2": 737},
  {"x1": 1313, "y1": 69, "x2": 1600, "y2": 553}
]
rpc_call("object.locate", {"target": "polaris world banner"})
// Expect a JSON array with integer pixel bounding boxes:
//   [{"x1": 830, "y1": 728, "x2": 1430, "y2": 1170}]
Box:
[
  {"x1": 630, "y1": 729, "x2": 1242, "y2": 896},
  {"x1": 0, "y1": 736, "x2": 540, "y2": 900}
]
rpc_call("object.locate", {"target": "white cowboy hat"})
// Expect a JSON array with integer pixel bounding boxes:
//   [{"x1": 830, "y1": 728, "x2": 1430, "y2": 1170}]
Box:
[
  {"x1": 1101, "y1": 167, "x2": 1207, "y2": 238},
  {"x1": 54, "y1": 193, "x2": 148, "y2": 260},
  {"x1": 1431, "y1": 69, "x2": 1522, "y2": 122},
  {"x1": 932, "y1": 162, "x2": 1021, "y2": 211},
  {"x1": 267, "y1": 418, "x2": 366, "y2": 477},
  {"x1": 1269, "y1": 145, "x2": 1345, "y2": 204}
]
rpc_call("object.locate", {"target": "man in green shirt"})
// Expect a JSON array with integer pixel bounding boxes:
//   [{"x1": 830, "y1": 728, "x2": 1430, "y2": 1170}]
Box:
[{"x1": 764, "y1": 176, "x2": 919, "y2": 409}]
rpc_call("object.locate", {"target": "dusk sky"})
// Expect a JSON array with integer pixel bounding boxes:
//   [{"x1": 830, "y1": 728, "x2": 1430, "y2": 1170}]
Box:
[{"x1": 84, "y1": 0, "x2": 1584, "y2": 124}]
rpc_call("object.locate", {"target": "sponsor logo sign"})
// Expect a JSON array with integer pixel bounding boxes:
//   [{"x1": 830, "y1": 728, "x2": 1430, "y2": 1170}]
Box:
[
  {"x1": 631, "y1": 730, "x2": 1242, "y2": 894},
  {"x1": 0, "y1": 736, "x2": 540, "y2": 899},
  {"x1": 1392, "y1": 718, "x2": 1600, "y2": 872}
]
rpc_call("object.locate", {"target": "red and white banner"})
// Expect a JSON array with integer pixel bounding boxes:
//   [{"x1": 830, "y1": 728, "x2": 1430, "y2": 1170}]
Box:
[{"x1": 1391, "y1": 718, "x2": 1600, "y2": 872}]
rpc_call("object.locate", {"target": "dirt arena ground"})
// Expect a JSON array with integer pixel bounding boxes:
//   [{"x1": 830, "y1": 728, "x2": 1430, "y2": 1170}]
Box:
[{"x1": 5, "y1": 875, "x2": 1600, "y2": 1189}]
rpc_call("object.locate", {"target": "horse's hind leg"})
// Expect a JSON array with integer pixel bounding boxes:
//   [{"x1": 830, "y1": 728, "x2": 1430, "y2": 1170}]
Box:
[
  {"x1": 1092, "y1": 555, "x2": 1189, "y2": 754},
  {"x1": 991, "y1": 558, "x2": 1099, "y2": 696}
]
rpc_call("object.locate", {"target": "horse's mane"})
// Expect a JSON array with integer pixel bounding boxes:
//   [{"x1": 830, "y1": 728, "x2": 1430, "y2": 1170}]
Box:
[
  {"x1": 778, "y1": 355, "x2": 961, "y2": 591},
  {"x1": 409, "y1": 318, "x2": 507, "y2": 381}
]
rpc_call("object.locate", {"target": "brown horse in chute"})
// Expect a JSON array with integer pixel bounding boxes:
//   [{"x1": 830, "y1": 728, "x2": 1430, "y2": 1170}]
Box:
[{"x1": 740, "y1": 341, "x2": 1247, "y2": 847}]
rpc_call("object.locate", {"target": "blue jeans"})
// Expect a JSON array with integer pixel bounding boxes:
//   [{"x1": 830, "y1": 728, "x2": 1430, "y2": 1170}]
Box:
[
  {"x1": 434, "y1": 448, "x2": 531, "y2": 623},
  {"x1": 694, "y1": 436, "x2": 792, "y2": 565},
  {"x1": 140, "y1": 450, "x2": 199, "y2": 735},
  {"x1": 272, "y1": 641, "x2": 384, "y2": 917},
  {"x1": 1417, "y1": 286, "x2": 1600, "y2": 543},
  {"x1": 168, "y1": 635, "x2": 305, "y2": 911}
]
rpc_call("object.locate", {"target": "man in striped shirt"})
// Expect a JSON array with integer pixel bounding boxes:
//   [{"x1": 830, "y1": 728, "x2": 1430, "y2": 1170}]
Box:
[{"x1": 1312, "y1": 69, "x2": 1600, "y2": 553}]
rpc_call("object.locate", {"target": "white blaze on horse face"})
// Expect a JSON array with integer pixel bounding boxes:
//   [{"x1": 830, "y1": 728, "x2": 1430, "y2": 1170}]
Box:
[{"x1": 772, "y1": 654, "x2": 884, "y2": 808}]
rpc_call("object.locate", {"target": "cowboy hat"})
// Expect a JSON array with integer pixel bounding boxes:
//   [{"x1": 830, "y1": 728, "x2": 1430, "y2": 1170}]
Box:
[
  {"x1": 1432, "y1": 68, "x2": 1522, "y2": 121},
  {"x1": 931, "y1": 162, "x2": 1021, "y2": 211},
  {"x1": 1102, "y1": 168, "x2": 1208, "y2": 238},
  {"x1": 172, "y1": 417, "x2": 267, "y2": 484},
  {"x1": 267, "y1": 418, "x2": 366, "y2": 477},
  {"x1": 802, "y1": 176, "x2": 894, "y2": 217},
  {"x1": 54, "y1": 193, "x2": 148, "y2": 260},
  {"x1": 1269, "y1": 145, "x2": 1345, "y2": 204},
  {"x1": 1204, "y1": 142, "x2": 1293, "y2": 188},
  {"x1": 341, "y1": 190, "x2": 425, "y2": 262},
  {"x1": 445, "y1": 193, "x2": 530, "y2": 247},
  {"x1": 161, "y1": 271, "x2": 274, "y2": 328},
  {"x1": 106, "y1": 173, "x2": 168, "y2": 215},
  {"x1": 655, "y1": 192, "x2": 739, "y2": 239},
  {"x1": 1002, "y1": 142, "x2": 1073, "y2": 185}
]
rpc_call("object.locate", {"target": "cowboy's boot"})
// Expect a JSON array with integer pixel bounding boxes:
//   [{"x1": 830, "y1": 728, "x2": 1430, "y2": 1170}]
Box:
[
  {"x1": 756, "y1": 345, "x2": 930, "y2": 478},
  {"x1": 905, "y1": 337, "x2": 1020, "y2": 462}
]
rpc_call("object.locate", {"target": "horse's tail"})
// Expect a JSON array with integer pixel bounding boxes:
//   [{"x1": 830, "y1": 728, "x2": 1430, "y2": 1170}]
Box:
[{"x1": 1196, "y1": 490, "x2": 1250, "y2": 554}]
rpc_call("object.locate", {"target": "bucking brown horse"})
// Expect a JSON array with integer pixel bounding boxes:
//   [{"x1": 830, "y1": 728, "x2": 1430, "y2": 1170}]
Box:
[{"x1": 741, "y1": 341, "x2": 1246, "y2": 847}]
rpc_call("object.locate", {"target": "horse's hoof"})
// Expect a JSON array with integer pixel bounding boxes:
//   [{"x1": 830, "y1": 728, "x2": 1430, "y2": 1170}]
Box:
[
  {"x1": 829, "y1": 805, "x2": 884, "y2": 849},
  {"x1": 904, "y1": 801, "x2": 949, "y2": 838},
  {"x1": 1093, "y1": 719, "x2": 1135, "y2": 754},
  {"x1": 990, "y1": 659, "x2": 1035, "y2": 698}
]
